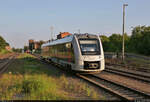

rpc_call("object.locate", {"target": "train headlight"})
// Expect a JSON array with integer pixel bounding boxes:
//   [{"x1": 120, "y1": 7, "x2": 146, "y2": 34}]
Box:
[{"x1": 84, "y1": 61, "x2": 100, "y2": 69}]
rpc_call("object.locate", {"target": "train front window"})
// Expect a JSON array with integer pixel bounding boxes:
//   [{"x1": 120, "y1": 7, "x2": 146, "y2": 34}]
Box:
[{"x1": 79, "y1": 39, "x2": 100, "y2": 55}]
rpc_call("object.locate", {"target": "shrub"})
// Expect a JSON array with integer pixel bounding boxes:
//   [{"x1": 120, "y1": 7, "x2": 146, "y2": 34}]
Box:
[{"x1": 22, "y1": 79, "x2": 43, "y2": 93}]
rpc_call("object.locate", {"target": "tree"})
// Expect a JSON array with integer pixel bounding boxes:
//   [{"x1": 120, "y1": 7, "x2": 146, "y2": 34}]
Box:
[
  {"x1": 100, "y1": 35, "x2": 110, "y2": 52},
  {"x1": 100, "y1": 25, "x2": 150, "y2": 56},
  {"x1": 39, "y1": 40, "x2": 45, "y2": 46},
  {"x1": 124, "y1": 33, "x2": 130, "y2": 52},
  {"x1": 109, "y1": 34, "x2": 122, "y2": 52},
  {"x1": 100, "y1": 33, "x2": 130, "y2": 53},
  {"x1": 12, "y1": 48, "x2": 23, "y2": 53},
  {"x1": 130, "y1": 25, "x2": 150, "y2": 55},
  {"x1": 24, "y1": 46, "x2": 28, "y2": 52},
  {"x1": 0, "y1": 35, "x2": 9, "y2": 51}
]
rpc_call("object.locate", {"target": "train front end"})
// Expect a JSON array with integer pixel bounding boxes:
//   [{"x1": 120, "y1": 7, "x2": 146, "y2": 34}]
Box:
[{"x1": 72, "y1": 34, "x2": 105, "y2": 73}]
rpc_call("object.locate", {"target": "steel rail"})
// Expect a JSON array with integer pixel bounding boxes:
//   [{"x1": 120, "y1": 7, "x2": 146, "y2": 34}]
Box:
[
  {"x1": 32, "y1": 54, "x2": 150, "y2": 100},
  {"x1": 76, "y1": 74, "x2": 131, "y2": 100},
  {"x1": 104, "y1": 68, "x2": 150, "y2": 83},
  {"x1": 105, "y1": 66, "x2": 150, "y2": 78},
  {"x1": 76, "y1": 74, "x2": 150, "y2": 100},
  {"x1": 106, "y1": 63, "x2": 150, "y2": 73},
  {"x1": 0, "y1": 54, "x2": 17, "y2": 74}
]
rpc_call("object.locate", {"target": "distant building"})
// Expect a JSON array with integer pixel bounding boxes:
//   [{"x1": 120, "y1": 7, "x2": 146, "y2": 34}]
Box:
[
  {"x1": 29, "y1": 39, "x2": 34, "y2": 51},
  {"x1": 29, "y1": 39, "x2": 34, "y2": 43},
  {"x1": 34, "y1": 41, "x2": 41, "y2": 50},
  {"x1": 5, "y1": 46, "x2": 11, "y2": 51},
  {"x1": 57, "y1": 32, "x2": 72, "y2": 39},
  {"x1": 28, "y1": 39, "x2": 45, "y2": 52}
]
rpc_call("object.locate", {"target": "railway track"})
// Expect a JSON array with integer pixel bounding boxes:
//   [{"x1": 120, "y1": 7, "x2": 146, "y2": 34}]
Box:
[
  {"x1": 0, "y1": 54, "x2": 17, "y2": 74},
  {"x1": 105, "y1": 52, "x2": 150, "y2": 61},
  {"x1": 77, "y1": 74, "x2": 150, "y2": 100},
  {"x1": 105, "y1": 66, "x2": 150, "y2": 83},
  {"x1": 106, "y1": 63, "x2": 150, "y2": 73},
  {"x1": 33, "y1": 54, "x2": 150, "y2": 100}
]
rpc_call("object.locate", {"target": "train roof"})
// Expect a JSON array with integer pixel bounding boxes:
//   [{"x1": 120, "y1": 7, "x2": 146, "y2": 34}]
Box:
[
  {"x1": 76, "y1": 33, "x2": 98, "y2": 39},
  {"x1": 42, "y1": 33, "x2": 99, "y2": 47},
  {"x1": 42, "y1": 35, "x2": 73, "y2": 47}
]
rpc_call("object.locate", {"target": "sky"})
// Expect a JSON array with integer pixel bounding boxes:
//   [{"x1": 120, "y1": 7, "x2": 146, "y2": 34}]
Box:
[{"x1": 0, "y1": 0, "x2": 150, "y2": 48}]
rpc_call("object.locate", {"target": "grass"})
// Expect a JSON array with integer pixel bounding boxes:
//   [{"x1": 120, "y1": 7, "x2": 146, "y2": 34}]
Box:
[
  {"x1": 0, "y1": 49, "x2": 12, "y2": 55},
  {"x1": 105, "y1": 52, "x2": 150, "y2": 67},
  {"x1": 0, "y1": 53, "x2": 103, "y2": 100},
  {"x1": 125, "y1": 57, "x2": 150, "y2": 68},
  {"x1": 0, "y1": 74, "x2": 65, "y2": 100}
]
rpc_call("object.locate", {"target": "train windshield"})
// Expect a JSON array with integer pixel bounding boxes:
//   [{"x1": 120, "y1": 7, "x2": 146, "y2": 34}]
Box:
[{"x1": 79, "y1": 39, "x2": 100, "y2": 55}]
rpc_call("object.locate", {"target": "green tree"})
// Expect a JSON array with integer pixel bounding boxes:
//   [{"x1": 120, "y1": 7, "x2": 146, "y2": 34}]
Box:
[
  {"x1": 24, "y1": 46, "x2": 28, "y2": 52},
  {"x1": 12, "y1": 48, "x2": 23, "y2": 53},
  {"x1": 100, "y1": 34, "x2": 130, "y2": 53},
  {"x1": 108, "y1": 34, "x2": 122, "y2": 52},
  {"x1": 130, "y1": 25, "x2": 150, "y2": 55},
  {"x1": 100, "y1": 35, "x2": 110, "y2": 52},
  {"x1": 0, "y1": 36, "x2": 9, "y2": 51},
  {"x1": 124, "y1": 33, "x2": 130, "y2": 52}
]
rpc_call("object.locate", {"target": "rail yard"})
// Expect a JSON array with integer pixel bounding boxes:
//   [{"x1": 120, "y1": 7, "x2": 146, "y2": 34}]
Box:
[
  {"x1": 0, "y1": 53, "x2": 18, "y2": 74},
  {"x1": 0, "y1": 51, "x2": 150, "y2": 101},
  {"x1": 0, "y1": 30, "x2": 150, "y2": 102},
  {"x1": 0, "y1": 1, "x2": 150, "y2": 101},
  {"x1": 39, "y1": 53, "x2": 150, "y2": 100},
  {"x1": 0, "y1": 33, "x2": 150, "y2": 101}
]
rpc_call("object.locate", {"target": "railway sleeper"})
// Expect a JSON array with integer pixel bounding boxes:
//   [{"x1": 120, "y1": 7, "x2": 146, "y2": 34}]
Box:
[
  {"x1": 127, "y1": 94, "x2": 142, "y2": 97},
  {"x1": 122, "y1": 90, "x2": 133, "y2": 93},
  {"x1": 123, "y1": 94, "x2": 139, "y2": 97},
  {"x1": 111, "y1": 87, "x2": 122, "y2": 91},
  {"x1": 117, "y1": 89, "x2": 127, "y2": 92},
  {"x1": 106, "y1": 69, "x2": 150, "y2": 83},
  {"x1": 132, "y1": 96, "x2": 146, "y2": 99}
]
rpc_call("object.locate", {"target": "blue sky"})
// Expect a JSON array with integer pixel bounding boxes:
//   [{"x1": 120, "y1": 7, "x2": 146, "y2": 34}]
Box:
[{"x1": 0, "y1": 0, "x2": 150, "y2": 48}]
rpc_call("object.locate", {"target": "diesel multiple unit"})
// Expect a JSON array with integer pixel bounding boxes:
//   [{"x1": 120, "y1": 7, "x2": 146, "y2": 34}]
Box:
[{"x1": 41, "y1": 33, "x2": 105, "y2": 73}]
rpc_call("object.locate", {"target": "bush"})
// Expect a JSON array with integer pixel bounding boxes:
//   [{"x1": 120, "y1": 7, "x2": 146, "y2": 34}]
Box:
[
  {"x1": 0, "y1": 49, "x2": 12, "y2": 54},
  {"x1": 22, "y1": 79, "x2": 43, "y2": 93}
]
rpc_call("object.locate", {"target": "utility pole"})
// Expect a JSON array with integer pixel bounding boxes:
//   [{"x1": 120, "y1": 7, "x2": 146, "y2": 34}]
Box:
[
  {"x1": 122, "y1": 4, "x2": 128, "y2": 61},
  {"x1": 78, "y1": 29, "x2": 80, "y2": 34},
  {"x1": 50, "y1": 26, "x2": 54, "y2": 41}
]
